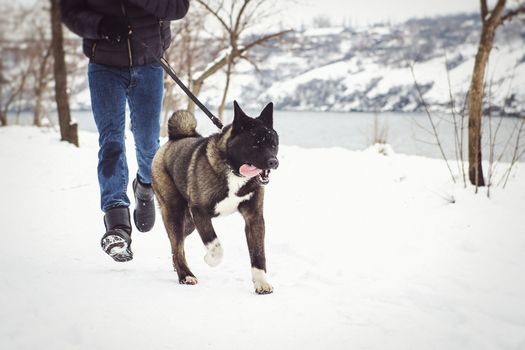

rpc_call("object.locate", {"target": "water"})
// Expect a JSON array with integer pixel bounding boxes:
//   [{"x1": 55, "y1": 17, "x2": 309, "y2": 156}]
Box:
[{"x1": 6, "y1": 109, "x2": 524, "y2": 162}]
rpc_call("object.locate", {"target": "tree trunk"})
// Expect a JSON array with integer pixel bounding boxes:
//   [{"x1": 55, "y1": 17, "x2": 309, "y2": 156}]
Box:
[
  {"x1": 0, "y1": 89, "x2": 5, "y2": 126},
  {"x1": 467, "y1": 0, "x2": 507, "y2": 187},
  {"x1": 218, "y1": 59, "x2": 233, "y2": 122},
  {"x1": 468, "y1": 36, "x2": 490, "y2": 187},
  {"x1": 188, "y1": 79, "x2": 204, "y2": 114},
  {"x1": 0, "y1": 61, "x2": 6, "y2": 126},
  {"x1": 50, "y1": 0, "x2": 78, "y2": 146},
  {"x1": 34, "y1": 45, "x2": 53, "y2": 127},
  {"x1": 34, "y1": 94, "x2": 44, "y2": 127}
]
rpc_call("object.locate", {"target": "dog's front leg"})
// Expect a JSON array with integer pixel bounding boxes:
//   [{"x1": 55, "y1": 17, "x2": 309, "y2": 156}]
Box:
[
  {"x1": 190, "y1": 206, "x2": 224, "y2": 267},
  {"x1": 239, "y1": 191, "x2": 273, "y2": 294}
]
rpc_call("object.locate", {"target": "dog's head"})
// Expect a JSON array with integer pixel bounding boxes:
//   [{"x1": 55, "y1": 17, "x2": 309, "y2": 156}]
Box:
[{"x1": 226, "y1": 101, "x2": 279, "y2": 185}]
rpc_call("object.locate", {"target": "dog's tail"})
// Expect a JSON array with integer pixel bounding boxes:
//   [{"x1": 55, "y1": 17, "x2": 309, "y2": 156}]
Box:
[{"x1": 167, "y1": 110, "x2": 199, "y2": 141}]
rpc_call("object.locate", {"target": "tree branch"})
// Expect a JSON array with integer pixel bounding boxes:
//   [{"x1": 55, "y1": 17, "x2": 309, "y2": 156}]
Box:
[
  {"x1": 410, "y1": 63, "x2": 456, "y2": 183},
  {"x1": 480, "y1": 0, "x2": 489, "y2": 21},
  {"x1": 192, "y1": 30, "x2": 292, "y2": 83},
  {"x1": 239, "y1": 29, "x2": 292, "y2": 54},
  {"x1": 501, "y1": 6, "x2": 525, "y2": 23},
  {"x1": 239, "y1": 54, "x2": 261, "y2": 74},
  {"x1": 240, "y1": 0, "x2": 270, "y2": 33},
  {"x1": 487, "y1": 0, "x2": 508, "y2": 25},
  {"x1": 195, "y1": 0, "x2": 230, "y2": 33},
  {"x1": 233, "y1": 0, "x2": 252, "y2": 36}
]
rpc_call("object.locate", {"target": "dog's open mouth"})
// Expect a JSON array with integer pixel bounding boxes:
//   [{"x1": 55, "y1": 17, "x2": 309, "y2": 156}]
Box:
[
  {"x1": 239, "y1": 164, "x2": 271, "y2": 185},
  {"x1": 258, "y1": 169, "x2": 271, "y2": 184}
]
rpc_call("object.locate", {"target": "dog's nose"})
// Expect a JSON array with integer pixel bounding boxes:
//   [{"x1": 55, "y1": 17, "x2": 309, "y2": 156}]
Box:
[{"x1": 267, "y1": 157, "x2": 279, "y2": 169}]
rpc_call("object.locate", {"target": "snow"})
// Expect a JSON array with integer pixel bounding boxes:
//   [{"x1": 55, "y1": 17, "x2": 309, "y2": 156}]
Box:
[
  {"x1": 261, "y1": 39, "x2": 525, "y2": 113},
  {"x1": 302, "y1": 27, "x2": 345, "y2": 37},
  {"x1": 269, "y1": 60, "x2": 353, "y2": 100},
  {"x1": 1, "y1": 126, "x2": 525, "y2": 349},
  {"x1": 58, "y1": 14, "x2": 524, "y2": 114},
  {"x1": 193, "y1": 48, "x2": 231, "y2": 80}
]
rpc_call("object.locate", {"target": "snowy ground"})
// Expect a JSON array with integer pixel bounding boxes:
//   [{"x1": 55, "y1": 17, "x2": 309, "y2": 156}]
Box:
[{"x1": 1, "y1": 126, "x2": 525, "y2": 350}]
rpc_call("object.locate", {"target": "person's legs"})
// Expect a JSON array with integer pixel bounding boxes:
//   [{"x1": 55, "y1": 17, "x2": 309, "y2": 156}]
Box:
[
  {"x1": 126, "y1": 63, "x2": 163, "y2": 232},
  {"x1": 88, "y1": 63, "x2": 130, "y2": 213},
  {"x1": 89, "y1": 63, "x2": 135, "y2": 262},
  {"x1": 127, "y1": 63, "x2": 163, "y2": 185}
]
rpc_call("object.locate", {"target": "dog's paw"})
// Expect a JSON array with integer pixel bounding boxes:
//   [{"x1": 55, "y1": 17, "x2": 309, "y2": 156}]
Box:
[
  {"x1": 252, "y1": 268, "x2": 273, "y2": 294},
  {"x1": 180, "y1": 276, "x2": 198, "y2": 285},
  {"x1": 254, "y1": 280, "x2": 274, "y2": 294},
  {"x1": 204, "y1": 239, "x2": 223, "y2": 267}
]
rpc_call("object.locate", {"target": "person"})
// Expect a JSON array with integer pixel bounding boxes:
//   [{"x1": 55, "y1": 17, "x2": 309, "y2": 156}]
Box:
[{"x1": 61, "y1": 0, "x2": 190, "y2": 262}]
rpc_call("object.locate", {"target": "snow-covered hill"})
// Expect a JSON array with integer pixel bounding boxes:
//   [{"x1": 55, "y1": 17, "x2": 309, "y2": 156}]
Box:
[
  {"x1": 58, "y1": 13, "x2": 525, "y2": 115},
  {"x1": 1, "y1": 126, "x2": 525, "y2": 349},
  {"x1": 201, "y1": 14, "x2": 525, "y2": 115}
]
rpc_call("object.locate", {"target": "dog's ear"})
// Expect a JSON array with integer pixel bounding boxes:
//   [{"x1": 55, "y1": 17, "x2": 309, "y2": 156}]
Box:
[
  {"x1": 233, "y1": 100, "x2": 249, "y2": 133},
  {"x1": 258, "y1": 102, "x2": 273, "y2": 128}
]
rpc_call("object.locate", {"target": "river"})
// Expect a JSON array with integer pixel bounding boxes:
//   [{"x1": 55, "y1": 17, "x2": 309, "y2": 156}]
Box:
[{"x1": 6, "y1": 109, "x2": 524, "y2": 162}]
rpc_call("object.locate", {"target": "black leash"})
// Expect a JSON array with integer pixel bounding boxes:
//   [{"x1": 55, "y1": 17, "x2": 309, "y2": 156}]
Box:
[
  {"x1": 119, "y1": 0, "x2": 222, "y2": 130},
  {"x1": 131, "y1": 36, "x2": 224, "y2": 130}
]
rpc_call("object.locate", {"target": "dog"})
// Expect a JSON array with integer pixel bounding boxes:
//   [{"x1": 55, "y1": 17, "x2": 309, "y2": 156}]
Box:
[{"x1": 151, "y1": 101, "x2": 279, "y2": 294}]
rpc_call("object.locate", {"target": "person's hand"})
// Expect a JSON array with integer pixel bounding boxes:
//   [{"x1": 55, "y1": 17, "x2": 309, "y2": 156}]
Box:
[{"x1": 98, "y1": 16, "x2": 129, "y2": 45}]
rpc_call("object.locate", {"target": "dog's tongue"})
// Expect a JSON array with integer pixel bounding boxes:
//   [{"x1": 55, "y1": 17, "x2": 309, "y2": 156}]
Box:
[{"x1": 239, "y1": 164, "x2": 262, "y2": 178}]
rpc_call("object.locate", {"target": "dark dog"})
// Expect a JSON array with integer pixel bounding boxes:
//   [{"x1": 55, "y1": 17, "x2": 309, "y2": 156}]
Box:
[{"x1": 152, "y1": 101, "x2": 279, "y2": 294}]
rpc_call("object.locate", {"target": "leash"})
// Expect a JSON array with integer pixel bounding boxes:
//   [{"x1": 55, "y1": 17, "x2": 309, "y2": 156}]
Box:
[
  {"x1": 120, "y1": 0, "x2": 224, "y2": 130},
  {"x1": 118, "y1": 0, "x2": 222, "y2": 130},
  {"x1": 130, "y1": 36, "x2": 224, "y2": 130},
  {"x1": 144, "y1": 39, "x2": 224, "y2": 130}
]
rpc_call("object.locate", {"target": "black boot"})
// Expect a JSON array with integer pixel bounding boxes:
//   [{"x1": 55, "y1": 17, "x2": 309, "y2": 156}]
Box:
[
  {"x1": 133, "y1": 176, "x2": 155, "y2": 232},
  {"x1": 101, "y1": 207, "x2": 133, "y2": 262}
]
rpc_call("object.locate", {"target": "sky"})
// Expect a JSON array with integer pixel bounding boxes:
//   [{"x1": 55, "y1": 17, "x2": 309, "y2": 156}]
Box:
[{"x1": 282, "y1": 0, "x2": 480, "y2": 27}]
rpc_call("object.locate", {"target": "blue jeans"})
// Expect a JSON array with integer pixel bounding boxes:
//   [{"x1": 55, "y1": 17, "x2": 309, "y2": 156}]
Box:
[{"x1": 88, "y1": 63, "x2": 163, "y2": 212}]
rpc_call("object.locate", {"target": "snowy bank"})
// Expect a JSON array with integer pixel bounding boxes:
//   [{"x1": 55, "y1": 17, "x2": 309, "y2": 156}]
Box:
[{"x1": 1, "y1": 126, "x2": 524, "y2": 350}]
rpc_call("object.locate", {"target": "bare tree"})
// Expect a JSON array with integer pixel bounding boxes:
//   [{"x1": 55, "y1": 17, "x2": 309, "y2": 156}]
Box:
[
  {"x1": 29, "y1": 5, "x2": 54, "y2": 127},
  {"x1": 445, "y1": 53, "x2": 468, "y2": 188},
  {"x1": 192, "y1": 0, "x2": 291, "y2": 121},
  {"x1": 0, "y1": 61, "x2": 6, "y2": 126},
  {"x1": 32, "y1": 44, "x2": 53, "y2": 127},
  {"x1": 0, "y1": 14, "x2": 6, "y2": 126},
  {"x1": 161, "y1": 6, "x2": 211, "y2": 135},
  {"x1": 50, "y1": 0, "x2": 78, "y2": 146},
  {"x1": 1, "y1": 3, "x2": 74, "y2": 128},
  {"x1": 0, "y1": 57, "x2": 32, "y2": 127},
  {"x1": 0, "y1": 5, "x2": 34, "y2": 126},
  {"x1": 410, "y1": 64, "x2": 456, "y2": 183},
  {"x1": 499, "y1": 118, "x2": 525, "y2": 187},
  {"x1": 370, "y1": 112, "x2": 389, "y2": 145},
  {"x1": 467, "y1": 0, "x2": 525, "y2": 188}
]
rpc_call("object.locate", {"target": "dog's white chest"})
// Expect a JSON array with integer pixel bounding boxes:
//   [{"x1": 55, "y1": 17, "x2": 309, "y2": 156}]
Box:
[{"x1": 214, "y1": 172, "x2": 253, "y2": 216}]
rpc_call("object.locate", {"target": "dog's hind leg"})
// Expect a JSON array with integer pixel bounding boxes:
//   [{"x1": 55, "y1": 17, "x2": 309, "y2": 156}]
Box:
[
  {"x1": 159, "y1": 201, "x2": 198, "y2": 285},
  {"x1": 190, "y1": 207, "x2": 223, "y2": 267},
  {"x1": 239, "y1": 189, "x2": 273, "y2": 294},
  {"x1": 154, "y1": 179, "x2": 198, "y2": 285},
  {"x1": 182, "y1": 207, "x2": 196, "y2": 238},
  {"x1": 152, "y1": 148, "x2": 197, "y2": 284}
]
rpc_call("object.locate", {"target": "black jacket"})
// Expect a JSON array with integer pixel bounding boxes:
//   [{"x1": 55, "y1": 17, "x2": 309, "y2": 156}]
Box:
[{"x1": 61, "y1": 0, "x2": 189, "y2": 67}]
